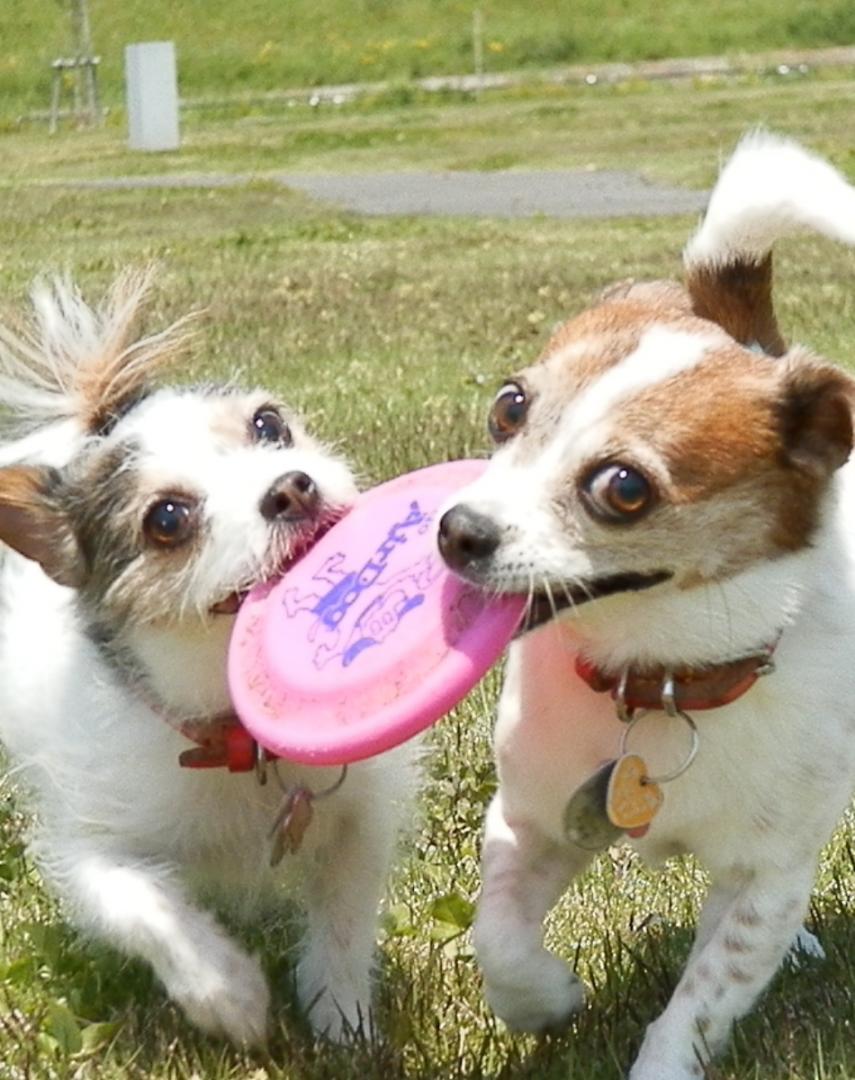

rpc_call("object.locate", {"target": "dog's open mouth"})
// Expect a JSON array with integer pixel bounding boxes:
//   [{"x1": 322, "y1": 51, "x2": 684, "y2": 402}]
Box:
[
  {"x1": 210, "y1": 591, "x2": 248, "y2": 616},
  {"x1": 209, "y1": 513, "x2": 345, "y2": 617},
  {"x1": 522, "y1": 569, "x2": 672, "y2": 633}
]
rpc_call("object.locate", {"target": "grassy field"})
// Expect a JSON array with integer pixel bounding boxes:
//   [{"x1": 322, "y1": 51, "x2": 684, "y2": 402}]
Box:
[
  {"x1": 3, "y1": 0, "x2": 855, "y2": 121},
  {"x1": 4, "y1": 68, "x2": 855, "y2": 190},
  {"x1": 1, "y1": 77, "x2": 855, "y2": 1079}
]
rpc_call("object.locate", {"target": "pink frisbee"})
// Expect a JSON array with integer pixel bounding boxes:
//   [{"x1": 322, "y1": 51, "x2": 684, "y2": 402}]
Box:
[{"x1": 228, "y1": 460, "x2": 524, "y2": 766}]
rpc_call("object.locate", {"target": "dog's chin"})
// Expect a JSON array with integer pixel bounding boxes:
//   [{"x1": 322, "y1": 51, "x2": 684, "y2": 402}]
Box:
[{"x1": 208, "y1": 512, "x2": 346, "y2": 617}]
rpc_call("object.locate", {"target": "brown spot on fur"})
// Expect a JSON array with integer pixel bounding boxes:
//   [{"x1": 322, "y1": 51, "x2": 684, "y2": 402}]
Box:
[
  {"x1": 0, "y1": 465, "x2": 84, "y2": 586},
  {"x1": 723, "y1": 935, "x2": 753, "y2": 954},
  {"x1": 775, "y1": 352, "x2": 854, "y2": 477},
  {"x1": 687, "y1": 255, "x2": 786, "y2": 357},
  {"x1": 511, "y1": 299, "x2": 719, "y2": 460},
  {"x1": 726, "y1": 964, "x2": 753, "y2": 984},
  {"x1": 752, "y1": 809, "x2": 775, "y2": 833},
  {"x1": 612, "y1": 342, "x2": 854, "y2": 564},
  {"x1": 735, "y1": 906, "x2": 762, "y2": 928},
  {"x1": 61, "y1": 272, "x2": 195, "y2": 435}
]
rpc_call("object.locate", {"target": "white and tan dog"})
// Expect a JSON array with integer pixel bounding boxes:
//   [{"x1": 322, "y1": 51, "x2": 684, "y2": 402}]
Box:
[
  {"x1": 0, "y1": 275, "x2": 414, "y2": 1046},
  {"x1": 438, "y1": 133, "x2": 855, "y2": 1078}
]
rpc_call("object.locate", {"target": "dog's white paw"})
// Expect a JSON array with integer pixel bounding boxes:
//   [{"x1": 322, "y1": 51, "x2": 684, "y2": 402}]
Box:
[
  {"x1": 785, "y1": 925, "x2": 825, "y2": 967},
  {"x1": 483, "y1": 949, "x2": 585, "y2": 1033},
  {"x1": 168, "y1": 940, "x2": 270, "y2": 1047},
  {"x1": 629, "y1": 1059, "x2": 703, "y2": 1080},
  {"x1": 629, "y1": 1019, "x2": 706, "y2": 1080},
  {"x1": 296, "y1": 960, "x2": 373, "y2": 1044}
]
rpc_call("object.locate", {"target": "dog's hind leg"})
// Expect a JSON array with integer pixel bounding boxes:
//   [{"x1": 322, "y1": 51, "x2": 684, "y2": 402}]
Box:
[
  {"x1": 629, "y1": 864, "x2": 818, "y2": 1080},
  {"x1": 472, "y1": 793, "x2": 592, "y2": 1033},
  {"x1": 47, "y1": 845, "x2": 270, "y2": 1046}
]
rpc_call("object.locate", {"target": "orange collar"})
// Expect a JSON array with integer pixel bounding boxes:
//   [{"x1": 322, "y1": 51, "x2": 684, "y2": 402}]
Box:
[{"x1": 574, "y1": 641, "x2": 777, "y2": 714}]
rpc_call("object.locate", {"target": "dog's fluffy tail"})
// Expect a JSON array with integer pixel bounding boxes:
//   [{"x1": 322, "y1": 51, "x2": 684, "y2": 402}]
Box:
[
  {"x1": 0, "y1": 269, "x2": 194, "y2": 453},
  {"x1": 684, "y1": 131, "x2": 855, "y2": 355}
]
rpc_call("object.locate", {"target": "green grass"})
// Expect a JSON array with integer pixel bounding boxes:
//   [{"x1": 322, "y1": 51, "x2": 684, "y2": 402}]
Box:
[
  {"x1": 5, "y1": 69, "x2": 855, "y2": 191},
  {"x1": 1, "y1": 79, "x2": 855, "y2": 1080},
  {"x1": 3, "y1": 0, "x2": 855, "y2": 121}
]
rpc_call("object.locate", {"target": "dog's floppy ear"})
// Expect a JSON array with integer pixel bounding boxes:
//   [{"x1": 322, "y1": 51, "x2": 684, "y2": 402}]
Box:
[
  {"x1": 777, "y1": 355, "x2": 854, "y2": 477},
  {"x1": 0, "y1": 465, "x2": 85, "y2": 587}
]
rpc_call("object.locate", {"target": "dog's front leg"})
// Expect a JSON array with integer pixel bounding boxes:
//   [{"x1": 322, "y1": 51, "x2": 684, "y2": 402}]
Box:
[
  {"x1": 473, "y1": 793, "x2": 593, "y2": 1033},
  {"x1": 294, "y1": 781, "x2": 403, "y2": 1043},
  {"x1": 629, "y1": 866, "x2": 817, "y2": 1080},
  {"x1": 687, "y1": 881, "x2": 824, "y2": 970},
  {"x1": 56, "y1": 847, "x2": 270, "y2": 1046}
]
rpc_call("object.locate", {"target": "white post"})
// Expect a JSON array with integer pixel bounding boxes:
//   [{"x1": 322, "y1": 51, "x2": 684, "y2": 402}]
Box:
[{"x1": 125, "y1": 42, "x2": 180, "y2": 151}]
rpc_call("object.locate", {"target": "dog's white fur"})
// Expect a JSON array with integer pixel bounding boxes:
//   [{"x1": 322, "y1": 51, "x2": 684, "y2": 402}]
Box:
[
  {"x1": 0, "y1": 276, "x2": 415, "y2": 1045},
  {"x1": 441, "y1": 134, "x2": 855, "y2": 1077}
]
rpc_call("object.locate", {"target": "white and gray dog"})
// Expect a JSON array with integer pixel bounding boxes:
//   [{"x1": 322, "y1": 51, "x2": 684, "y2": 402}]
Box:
[{"x1": 0, "y1": 272, "x2": 415, "y2": 1045}]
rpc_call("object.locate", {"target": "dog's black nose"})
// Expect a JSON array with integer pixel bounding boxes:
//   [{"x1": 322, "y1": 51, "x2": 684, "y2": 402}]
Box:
[
  {"x1": 260, "y1": 471, "x2": 319, "y2": 522},
  {"x1": 438, "y1": 504, "x2": 501, "y2": 571}
]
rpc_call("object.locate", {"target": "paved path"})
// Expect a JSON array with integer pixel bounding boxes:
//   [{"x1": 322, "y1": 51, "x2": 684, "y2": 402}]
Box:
[{"x1": 56, "y1": 169, "x2": 708, "y2": 219}]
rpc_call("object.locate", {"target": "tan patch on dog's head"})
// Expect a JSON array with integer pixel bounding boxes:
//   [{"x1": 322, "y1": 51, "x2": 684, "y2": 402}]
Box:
[
  {"x1": 611, "y1": 343, "x2": 853, "y2": 560},
  {"x1": 597, "y1": 277, "x2": 694, "y2": 314},
  {"x1": 459, "y1": 282, "x2": 854, "y2": 605},
  {"x1": 0, "y1": 465, "x2": 84, "y2": 586},
  {"x1": 75, "y1": 275, "x2": 197, "y2": 434}
]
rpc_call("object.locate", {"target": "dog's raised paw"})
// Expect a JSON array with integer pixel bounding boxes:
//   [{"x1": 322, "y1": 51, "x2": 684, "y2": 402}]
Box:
[
  {"x1": 170, "y1": 941, "x2": 271, "y2": 1047},
  {"x1": 484, "y1": 951, "x2": 585, "y2": 1034}
]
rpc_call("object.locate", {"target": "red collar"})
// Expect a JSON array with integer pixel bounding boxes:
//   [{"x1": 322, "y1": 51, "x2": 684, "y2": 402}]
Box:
[
  {"x1": 574, "y1": 641, "x2": 777, "y2": 714},
  {"x1": 174, "y1": 713, "x2": 259, "y2": 772}
]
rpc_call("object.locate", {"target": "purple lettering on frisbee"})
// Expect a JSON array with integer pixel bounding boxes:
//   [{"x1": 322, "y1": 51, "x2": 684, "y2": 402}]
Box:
[{"x1": 227, "y1": 461, "x2": 526, "y2": 766}]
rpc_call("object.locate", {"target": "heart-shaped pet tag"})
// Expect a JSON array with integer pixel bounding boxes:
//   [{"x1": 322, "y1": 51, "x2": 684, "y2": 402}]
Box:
[
  {"x1": 605, "y1": 753, "x2": 663, "y2": 833},
  {"x1": 563, "y1": 761, "x2": 624, "y2": 851}
]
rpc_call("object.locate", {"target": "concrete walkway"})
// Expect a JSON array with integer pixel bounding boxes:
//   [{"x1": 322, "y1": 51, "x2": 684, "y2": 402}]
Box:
[{"x1": 56, "y1": 168, "x2": 708, "y2": 219}]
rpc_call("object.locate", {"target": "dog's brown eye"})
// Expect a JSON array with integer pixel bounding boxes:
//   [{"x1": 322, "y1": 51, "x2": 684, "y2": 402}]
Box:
[
  {"x1": 489, "y1": 383, "x2": 529, "y2": 443},
  {"x1": 251, "y1": 408, "x2": 292, "y2": 446},
  {"x1": 143, "y1": 499, "x2": 195, "y2": 548},
  {"x1": 583, "y1": 464, "x2": 654, "y2": 523}
]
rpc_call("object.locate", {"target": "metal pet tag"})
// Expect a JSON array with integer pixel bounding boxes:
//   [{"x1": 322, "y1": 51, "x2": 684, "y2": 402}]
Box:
[
  {"x1": 605, "y1": 753, "x2": 663, "y2": 835},
  {"x1": 563, "y1": 761, "x2": 624, "y2": 851},
  {"x1": 269, "y1": 786, "x2": 314, "y2": 866}
]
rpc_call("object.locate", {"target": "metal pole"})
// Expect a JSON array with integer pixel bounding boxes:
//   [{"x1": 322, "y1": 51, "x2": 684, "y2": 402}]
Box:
[
  {"x1": 69, "y1": 0, "x2": 99, "y2": 125},
  {"x1": 69, "y1": 0, "x2": 94, "y2": 55}
]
